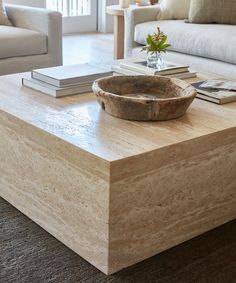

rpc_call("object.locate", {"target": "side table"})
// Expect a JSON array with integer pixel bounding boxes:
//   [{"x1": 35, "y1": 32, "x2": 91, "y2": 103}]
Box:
[
  {"x1": 107, "y1": 5, "x2": 136, "y2": 59},
  {"x1": 107, "y1": 4, "x2": 159, "y2": 60}
]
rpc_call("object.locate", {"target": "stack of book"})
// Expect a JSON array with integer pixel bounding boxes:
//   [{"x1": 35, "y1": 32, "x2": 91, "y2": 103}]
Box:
[
  {"x1": 192, "y1": 80, "x2": 236, "y2": 104},
  {"x1": 22, "y1": 63, "x2": 113, "y2": 98},
  {"x1": 112, "y1": 58, "x2": 197, "y2": 79}
]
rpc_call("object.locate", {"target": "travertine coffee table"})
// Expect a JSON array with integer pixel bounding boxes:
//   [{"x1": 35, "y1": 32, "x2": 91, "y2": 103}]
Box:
[{"x1": 0, "y1": 73, "x2": 236, "y2": 275}]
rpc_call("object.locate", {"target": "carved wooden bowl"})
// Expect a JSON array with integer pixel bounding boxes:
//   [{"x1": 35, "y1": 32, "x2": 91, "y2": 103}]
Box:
[{"x1": 92, "y1": 76, "x2": 197, "y2": 121}]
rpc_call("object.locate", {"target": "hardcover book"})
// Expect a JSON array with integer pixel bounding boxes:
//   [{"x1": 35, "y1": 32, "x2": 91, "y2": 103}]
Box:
[
  {"x1": 112, "y1": 65, "x2": 196, "y2": 79},
  {"x1": 119, "y1": 58, "x2": 189, "y2": 75},
  {"x1": 32, "y1": 63, "x2": 113, "y2": 87},
  {"x1": 22, "y1": 78, "x2": 92, "y2": 98},
  {"x1": 192, "y1": 81, "x2": 236, "y2": 104}
]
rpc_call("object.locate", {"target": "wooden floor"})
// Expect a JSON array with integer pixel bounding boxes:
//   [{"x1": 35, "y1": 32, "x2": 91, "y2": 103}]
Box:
[{"x1": 63, "y1": 32, "x2": 114, "y2": 65}]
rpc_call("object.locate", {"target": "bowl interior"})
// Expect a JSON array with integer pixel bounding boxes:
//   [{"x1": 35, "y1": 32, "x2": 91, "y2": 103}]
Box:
[{"x1": 96, "y1": 76, "x2": 192, "y2": 100}]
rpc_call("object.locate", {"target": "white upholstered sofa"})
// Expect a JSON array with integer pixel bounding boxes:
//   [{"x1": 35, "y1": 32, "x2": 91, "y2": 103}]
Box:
[
  {"x1": 0, "y1": 5, "x2": 62, "y2": 76},
  {"x1": 124, "y1": 6, "x2": 236, "y2": 79}
]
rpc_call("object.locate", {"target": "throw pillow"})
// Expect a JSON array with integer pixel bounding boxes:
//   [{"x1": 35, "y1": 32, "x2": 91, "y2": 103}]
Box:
[
  {"x1": 158, "y1": 0, "x2": 190, "y2": 20},
  {"x1": 0, "y1": 0, "x2": 12, "y2": 26},
  {"x1": 188, "y1": 0, "x2": 236, "y2": 24}
]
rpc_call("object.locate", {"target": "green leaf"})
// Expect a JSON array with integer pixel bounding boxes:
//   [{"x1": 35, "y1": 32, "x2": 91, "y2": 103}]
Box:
[{"x1": 141, "y1": 27, "x2": 171, "y2": 54}]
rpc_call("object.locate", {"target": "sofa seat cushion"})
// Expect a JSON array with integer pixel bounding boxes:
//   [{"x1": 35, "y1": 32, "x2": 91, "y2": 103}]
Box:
[
  {"x1": 0, "y1": 25, "x2": 47, "y2": 59},
  {"x1": 134, "y1": 20, "x2": 236, "y2": 65}
]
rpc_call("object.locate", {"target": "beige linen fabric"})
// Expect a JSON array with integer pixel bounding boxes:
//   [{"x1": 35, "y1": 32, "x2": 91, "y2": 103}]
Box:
[
  {"x1": 0, "y1": 0, "x2": 11, "y2": 25},
  {"x1": 0, "y1": 26, "x2": 47, "y2": 59},
  {"x1": 188, "y1": 0, "x2": 236, "y2": 24},
  {"x1": 158, "y1": 0, "x2": 190, "y2": 20},
  {"x1": 134, "y1": 20, "x2": 236, "y2": 64}
]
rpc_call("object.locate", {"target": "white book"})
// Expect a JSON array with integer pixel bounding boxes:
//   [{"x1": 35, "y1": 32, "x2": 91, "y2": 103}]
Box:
[
  {"x1": 119, "y1": 58, "x2": 189, "y2": 75},
  {"x1": 112, "y1": 66, "x2": 141, "y2": 76},
  {"x1": 112, "y1": 65, "x2": 197, "y2": 79},
  {"x1": 167, "y1": 72, "x2": 197, "y2": 79},
  {"x1": 32, "y1": 63, "x2": 113, "y2": 88},
  {"x1": 22, "y1": 78, "x2": 92, "y2": 98}
]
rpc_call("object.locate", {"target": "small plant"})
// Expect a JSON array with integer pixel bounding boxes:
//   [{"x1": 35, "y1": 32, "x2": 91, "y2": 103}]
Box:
[
  {"x1": 142, "y1": 27, "x2": 171, "y2": 55},
  {"x1": 142, "y1": 27, "x2": 171, "y2": 68}
]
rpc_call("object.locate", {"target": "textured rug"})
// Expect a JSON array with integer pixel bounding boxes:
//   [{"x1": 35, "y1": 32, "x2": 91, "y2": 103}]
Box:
[{"x1": 1, "y1": 197, "x2": 236, "y2": 283}]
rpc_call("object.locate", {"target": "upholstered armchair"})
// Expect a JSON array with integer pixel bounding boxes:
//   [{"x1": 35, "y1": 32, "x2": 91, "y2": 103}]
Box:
[{"x1": 0, "y1": 5, "x2": 62, "y2": 75}]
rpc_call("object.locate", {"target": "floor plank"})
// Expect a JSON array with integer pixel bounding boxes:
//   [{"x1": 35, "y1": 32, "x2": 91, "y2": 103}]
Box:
[{"x1": 63, "y1": 32, "x2": 114, "y2": 65}]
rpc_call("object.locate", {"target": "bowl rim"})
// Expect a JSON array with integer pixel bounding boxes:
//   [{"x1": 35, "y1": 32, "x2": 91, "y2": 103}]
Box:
[{"x1": 92, "y1": 75, "x2": 197, "y2": 102}]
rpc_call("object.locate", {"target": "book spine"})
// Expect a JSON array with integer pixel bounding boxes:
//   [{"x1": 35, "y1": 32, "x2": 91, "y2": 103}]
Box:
[
  {"x1": 119, "y1": 63, "x2": 189, "y2": 76},
  {"x1": 119, "y1": 63, "x2": 154, "y2": 75},
  {"x1": 23, "y1": 77, "x2": 95, "y2": 98},
  {"x1": 157, "y1": 68, "x2": 189, "y2": 75},
  {"x1": 196, "y1": 90, "x2": 236, "y2": 103},
  {"x1": 111, "y1": 66, "x2": 141, "y2": 76},
  {"x1": 23, "y1": 78, "x2": 56, "y2": 97},
  {"x1": 32, "y1": 72, "x2": 60, "y2": 88},
  {"x1": 196, "y1": 94, "x2": 220, "y2": 104},
  {"x1": 167, "y1": 72, "x2": 197, "y2": 79},
  {"x1": 57, "y1": 72, "x2": 113, "y2": 88}
]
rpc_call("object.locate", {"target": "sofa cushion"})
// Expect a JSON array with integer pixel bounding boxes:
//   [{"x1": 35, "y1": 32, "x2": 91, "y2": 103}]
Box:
[
  {"x1": 134, "y1": 20, "x2": 236, "y2": 65},
  {"x1": 0, "y1": 26, "x2": 47, "y2": 59},
  {"x1": 188, "y1": 0, "x2": 236, "y2": 25},
  {"x1": 0, "y1": 0, "x2": 11, "y2": 26},
  {"x1": 158, "y1": 0, "x2": 190, "y2": 20}
]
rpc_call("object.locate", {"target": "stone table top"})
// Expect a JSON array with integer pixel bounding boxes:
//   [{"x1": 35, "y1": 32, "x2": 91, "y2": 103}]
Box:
[{"x1": 0, "y1": 73, "x2": 236, "y2": 162}]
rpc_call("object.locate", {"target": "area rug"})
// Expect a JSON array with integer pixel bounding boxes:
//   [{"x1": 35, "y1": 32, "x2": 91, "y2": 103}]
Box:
[{"x1": 1, "y1": 197, "x2": 236, "y2": 283}]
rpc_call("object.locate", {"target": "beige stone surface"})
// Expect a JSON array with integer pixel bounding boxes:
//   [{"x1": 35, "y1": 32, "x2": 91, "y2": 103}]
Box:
[
  {"x1": 0, "y1": 109, "x2": 110, "y2": 273},
  {"x1": 109, "y1": 129, "x2": 236, "y2": 272},
  {"x1": 0, "y1": 73, "x2": 236, "y2": 274}
]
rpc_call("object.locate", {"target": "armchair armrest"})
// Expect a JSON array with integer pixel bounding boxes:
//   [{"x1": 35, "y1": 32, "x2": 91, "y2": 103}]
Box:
[
  {"x1": 5, "y1": 5, "x2": 63, "y2": 66},
  {"x1": 124, "y1": 6, "x2": 160, "y2": 57}
]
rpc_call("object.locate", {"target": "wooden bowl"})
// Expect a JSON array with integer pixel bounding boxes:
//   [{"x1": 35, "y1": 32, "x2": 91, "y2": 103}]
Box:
[{"x1": 92, "y1": 76, "x2": 197, "y2": 121}]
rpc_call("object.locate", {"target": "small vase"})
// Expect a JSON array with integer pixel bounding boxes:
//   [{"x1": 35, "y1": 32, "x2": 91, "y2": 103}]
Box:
[
  {"x1": 119, "y1": 0, "x2": 130, "y2": 8},
  {"x1": 147, "y1": 52, "x2": 164, "y2": 69}
]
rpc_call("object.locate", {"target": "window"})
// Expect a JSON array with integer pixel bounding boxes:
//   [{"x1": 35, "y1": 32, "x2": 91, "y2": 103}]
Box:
[{"x1": 46, "y1": 0, "x2": 91, "y2": 17}]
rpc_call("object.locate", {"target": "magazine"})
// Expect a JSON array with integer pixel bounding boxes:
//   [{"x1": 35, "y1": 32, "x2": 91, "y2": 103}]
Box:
[{"x1": 192, "y1": 81, "x2": 236, "y2": 104}]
